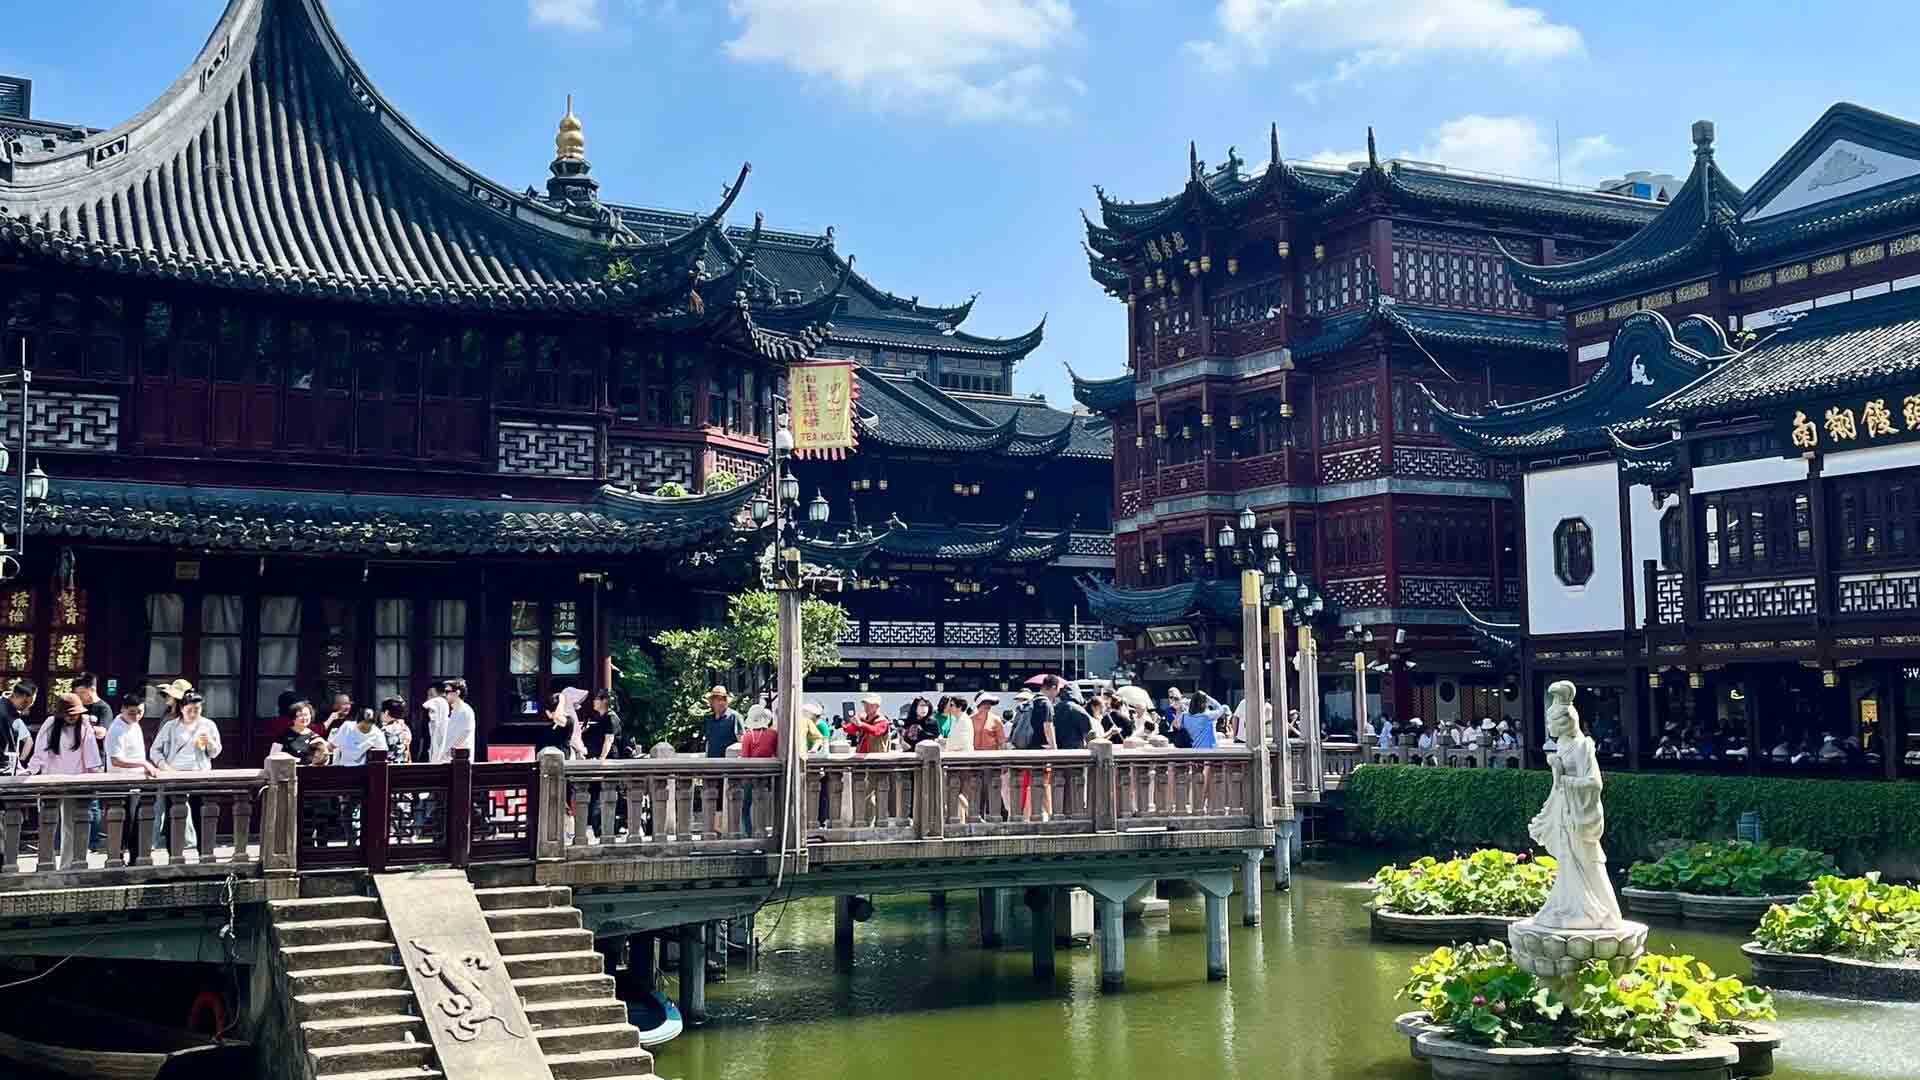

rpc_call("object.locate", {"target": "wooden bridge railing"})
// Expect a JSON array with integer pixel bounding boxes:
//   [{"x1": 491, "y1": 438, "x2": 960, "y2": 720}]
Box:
[
  {"x1": 0, "y1": 760, "x2": 292, "y2": 889},
  {"x1": 1, "y1": 743, "x2": 1276, "y2": 891}
]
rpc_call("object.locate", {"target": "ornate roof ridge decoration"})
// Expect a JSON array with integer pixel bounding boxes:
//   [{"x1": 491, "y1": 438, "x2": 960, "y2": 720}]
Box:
[
  {"x1": 1732, "y1": 102, "x2": 1920, "y2": 257},
  {"x1": 1502, "y1": 120, "x2": 1747, "y2": 301},
  {"x1": 1292, "y1": 271, "x2": 1565, "y2": 361},
  {"x1": 793, "y1": 522, "x2": 896, "y2": 572},
  {"x1": 1427, "y1": 309, "x2": 1722, "y2": 457},
  {"x1": 1076, "y1": 574, "x2": 1242, "y2": 629},
  {"x1": 1651, "y1": 283, "x2": 1920, "y2": 419},
  {"x1": 1068, "y1": 364, "x2": 1137, "y2": 414},
  {"x1": 1083, "y1": 122, "x2": 1660, "y2": 284},
  {"x1": 13, "y1": 472, "x2": 769, "y2": 558},
  {"x1": 826, "y1": 311, "x2": 1046, "y2": 360},
  {"x1": 1606, "y1": 428, "x2": 1685, "y2": 489},
  {"x1": 0, "y1": 0, "x2": 778, "y2": 322}
]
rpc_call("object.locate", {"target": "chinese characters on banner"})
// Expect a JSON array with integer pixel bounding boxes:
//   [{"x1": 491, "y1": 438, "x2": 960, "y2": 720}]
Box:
[
  {"x1": 791, "y1": 361, "x2": 857, "y2": 459},
  {"x1": 1779, "y1": 386, "x2": 1920, "y2": 456}
]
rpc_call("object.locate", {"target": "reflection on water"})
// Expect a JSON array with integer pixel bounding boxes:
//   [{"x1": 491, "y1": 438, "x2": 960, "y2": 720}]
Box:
[{"x1": 662, "y1": 853, "x2": 1917, "y2": 1080}]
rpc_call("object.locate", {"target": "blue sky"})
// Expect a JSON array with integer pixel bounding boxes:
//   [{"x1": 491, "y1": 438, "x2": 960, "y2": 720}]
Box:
[{"x1": 7, "y1": 1, "x2": 1920, "y2": 408}]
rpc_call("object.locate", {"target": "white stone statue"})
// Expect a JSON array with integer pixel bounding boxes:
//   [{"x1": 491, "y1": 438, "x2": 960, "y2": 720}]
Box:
[{"x1": 1527, "y1": 681, "x2": 1623, "y2": 929}]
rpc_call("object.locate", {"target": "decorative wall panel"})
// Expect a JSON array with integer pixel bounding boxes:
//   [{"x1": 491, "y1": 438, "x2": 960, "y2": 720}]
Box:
[
  {"x1": 1701, "y1": 579, "x2": 1817, "y2": 621},
  {"x1": 1399, "y1": 575, "x2": 1493, "y2": 609},
  {"x1": 607, "y1": 440, "x2": 694, "y2": 491},
  {"x1": 1325, "y1": 574, "x2": 1389, "y2": 609},
  {"x1": 0, "y1": 390, "x2": 119, "y2": 453},
  {"x1": 1322, "y1": 445, "x2": 1382, "y2": 484},
  {"x1": 497, "y1": 421, "x2": 595, "y2": 477},
  {"x1": 1394, "y1": 445, "x2": 1487, "y2": 481}
]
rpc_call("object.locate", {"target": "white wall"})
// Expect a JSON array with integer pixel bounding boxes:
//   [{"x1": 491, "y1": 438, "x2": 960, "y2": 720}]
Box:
[
  {"x1": 1627, "y1": 485, "x2": 1673, "y2": 621},
  {"x1": 1822, "y1": 441, "x2": 1920, "y2": 479},
  {"x1": 1693, "y1": 456, "x2": 1807, "y2": 494},
  {"x1": 1525, "y1": 462, "x2": 1625, "y2": 635}
]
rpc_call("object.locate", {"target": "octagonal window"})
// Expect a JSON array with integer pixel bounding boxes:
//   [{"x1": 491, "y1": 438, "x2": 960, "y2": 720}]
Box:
[{"x1": 1554, "y1": 518, "x2": 1594, "y2": 586}]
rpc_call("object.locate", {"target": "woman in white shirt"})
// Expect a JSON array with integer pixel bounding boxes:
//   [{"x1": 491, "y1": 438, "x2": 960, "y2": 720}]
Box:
[
  {"x1": 329, "y1": 708, "x2": 389, "y2": 767},
  {"x1": 149, "y1": 690, "x2": 222, "y2": 851}
]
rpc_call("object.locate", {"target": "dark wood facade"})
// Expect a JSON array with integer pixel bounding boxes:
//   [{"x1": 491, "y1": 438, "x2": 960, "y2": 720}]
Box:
[{"x1": 1075, "y1": 132, "x2": 1660, "y2": 725}]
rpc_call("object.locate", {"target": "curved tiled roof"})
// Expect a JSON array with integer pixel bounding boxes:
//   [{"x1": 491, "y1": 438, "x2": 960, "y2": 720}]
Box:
[
  {"x1": 0, "y1": 0, "x2": 758, "y2": 319},
  {"x1": 16, "y1": 472, "x2": 766, "y2": 557},
  {"x1": 1428, "y1": 310, "x2": 1722, "y2": 457},
  {"x1": 1076, "y1": 575, "x2": 1241, "y2": 628},
  {"x1": 1293, "y1": 274, "x2": 1564, "y2": 361},
  {"x1": 1069, "y1": 367, "x2": 1137, "y2": 414},
  {"x1": 852, "y1": 370, "x2": 1109, "y2": 460},
  {"x1": 1084, "y1": 125, "x2": 1660, "y2": 289},
  {"x1": 1653, "y1": 286, "x2": 1920, "y2": 418}
]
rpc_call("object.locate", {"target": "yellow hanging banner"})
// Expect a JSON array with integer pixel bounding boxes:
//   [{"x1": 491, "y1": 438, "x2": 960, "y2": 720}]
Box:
[{"x1": 791, "y1": 361, "x2": 858, "y2": 459}]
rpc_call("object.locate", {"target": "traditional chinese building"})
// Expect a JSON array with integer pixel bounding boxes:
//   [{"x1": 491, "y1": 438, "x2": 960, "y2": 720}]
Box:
[
  {"x1": 0, "y1": 0, "x2": 1047, "y2": 756},
  {"x1": 1436, "y1": 105, "x2": 1920, "y2": 779},
  {"x1": 1073, "y1": 130, "x2": 1661, "y2": 730},
  {"x1": 788, "y1": 368, "x2": 1113, "y2": 701}
]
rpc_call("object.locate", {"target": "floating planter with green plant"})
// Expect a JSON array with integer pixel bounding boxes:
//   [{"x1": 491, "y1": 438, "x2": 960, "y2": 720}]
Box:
[
  {"x1": 1621, "y1": 840, "x2": 1833, "y2": 922},
  {"x1": 1370, "y1": 850, "x2": 1556, "y2": 942}
]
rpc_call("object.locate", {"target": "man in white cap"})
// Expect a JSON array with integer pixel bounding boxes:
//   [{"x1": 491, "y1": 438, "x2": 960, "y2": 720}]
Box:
[{"x1": 845, "y1": 693, "x2": 891, "y2": 754}]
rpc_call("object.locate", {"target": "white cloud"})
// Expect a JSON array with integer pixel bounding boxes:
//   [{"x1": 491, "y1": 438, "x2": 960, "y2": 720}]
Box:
[
  {"x1": 723, "y1": 0, "x2": 1082, "y2": 125},
  {"x1": 1404, "y1": 115, "x2": 1615, "y2": 182},
  {"x1": 1185, "y1": 0, "x2": 1582, "y2": 94},
  {"x1": 529, "y1": 0, "x2": 603, "y2": 31},
  {"x1": 1290, "y1": 116, "x2": 1617, "y2": 184}
]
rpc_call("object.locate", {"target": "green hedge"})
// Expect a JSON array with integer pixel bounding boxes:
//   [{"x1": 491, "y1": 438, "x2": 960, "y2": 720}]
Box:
[{"x1": 1342, "y1": 766, "x2": 1920, "y2": 869}]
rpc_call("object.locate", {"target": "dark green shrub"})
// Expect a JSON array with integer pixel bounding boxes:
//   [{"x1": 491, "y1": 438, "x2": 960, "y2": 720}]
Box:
[{"x1": 1343, "y1": 766, "x2": 1920, "y2": 869}]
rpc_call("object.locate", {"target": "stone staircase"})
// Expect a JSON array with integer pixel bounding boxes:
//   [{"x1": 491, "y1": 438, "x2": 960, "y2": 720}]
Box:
[
  {"x1": 270, "y1": 895, "x2": 439, "y2": 1080},
  {"x1": 476, "y1": 884, "x2": 660, "y2": 1080}
]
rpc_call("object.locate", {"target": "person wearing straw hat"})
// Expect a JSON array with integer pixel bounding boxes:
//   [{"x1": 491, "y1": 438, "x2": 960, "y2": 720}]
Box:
[{"x1": 703, "y1": 686, "x2": 742, "y2": 759}]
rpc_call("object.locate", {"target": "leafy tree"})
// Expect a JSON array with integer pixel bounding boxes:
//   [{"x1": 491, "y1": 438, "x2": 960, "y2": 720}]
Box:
[{"x1": 640, "y1": 589, "x2": 851, "y2": 750}]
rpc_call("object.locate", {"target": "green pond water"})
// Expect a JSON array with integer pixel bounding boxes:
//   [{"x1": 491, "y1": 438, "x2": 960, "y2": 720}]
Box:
[{"x1": 660, "y1": 852, "x2": 1916, "y2": 1080}]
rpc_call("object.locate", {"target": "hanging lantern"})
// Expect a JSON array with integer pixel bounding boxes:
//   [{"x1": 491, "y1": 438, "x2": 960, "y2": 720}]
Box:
[
  {"x1": 1313, "y1": 243, "x2": 1326, "y2": 262},
  {"x1": 1170, "y1": 279, "x2": 1181, "y2": 296},
  {"x1": 1280, "y1": 402, "x2": 1294, "y2": 418},
  {"x1": 1238, "y1": 507, "x2": 1257, "y2": 532},
  {"x1": 1216, "y1": 522, "x2": 1236, "y2": 550},
  {"x1": 1155, "y1": 552, "x2": 1167, "y2": 568},
  {"x1": 1648, "y1": 671, "x2": 1662, "y2": 688},
  {"x1": 1822, "y1": 669, "x2": 1838, "y2": 688},
  {"x1": 1688, "y1": 671, "x2": 1704, "y2": 690},
  {"x1": 1138, "y1": 559, "x2": 1149, "y2": 575},
  {"x1": 1276, "y1": 239, "x2": 1291, "y2": 260},
  {"x1": 1181, "y1": 425, "x2": 1193, "y2": 440},
  {"x1": 1024, "y1": 488, "x2": 1036, "y2": 501},
  {"x1": 1230, "y1": 415, "x2": 1243, "y2": 430},
  {"x1": 1200, "y1": 255, "x2": 1212, "y2": 274},
  {"x1": 970, "y1": 482, "x2": 981, "y2": 496},
  {"x1": 1154, "y1": 422, "x2": 1167, "y2": 438},
  {"x1": 952, "y1": 482, "x2": 965, "y2": 495},
  {"x1": 1025, "y1": 583, "x2": 1037, "y2": 596},
  {"x1": 1134, "y1": 435, "x2": 1145, "y2": 449},
  {"x1": 878, "y1": 477, "x2": 889, "y2": 491},
  {"x1": 1203, "y1": 547, "x2": 1215, "y2": 563},
  {"x1": 1226, "y1": 257, "x2": 1239, "y2": 276},
  {"x1": 1155, "y1": 268, "x2": 1167, "y2": 288},
  {"x1": 1201, "y1": 412, "x2": 1213, "y2": 427}
]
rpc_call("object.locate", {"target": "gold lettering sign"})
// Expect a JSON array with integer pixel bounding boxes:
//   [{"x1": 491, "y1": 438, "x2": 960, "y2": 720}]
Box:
[
  {"x1": 1572, "y1": 308, "x2": 1605, "y2": 328},
  {"x1": 1852, "y1": 243, "x2": 1886, "y2": 267},
  {"x1": 1143, "y1": 230, "x2": 1189, "y2": 263},
  {"x1": 1813, "y1": 253, "x2": 1846, "y2": 275},
  {"x1": 1607, "y1": 299, "x2": 1640, "y2": 320},
  {"x1": 1641, "y1": 290, "x2": 1674, "y2": 311},
  {"x1": 1825, "y1": 406, "x2": 1858, "y2": 441},
  {"x1": 1776, "y1": 263, "x2": 1810, "y2": 285},
  {"x1": 1738, "y1": 272, "x2": 1774, "y2": 294},
  {"x1": 1675, "y1": 281, "x2": 1711, "y2": 303},
  {"x1": 1905, "y1": 394, "x2": 1920, "y2": 432},
  {"x1": 1790, "y1": 411, "x2": 1818, "y2": 450},
  {"x1": 1892, "y1": 233, "x2": 1920, "y2": 258},
  {"x1": 1864, "y1": 399, "x2": 1898, "y2": 438}
]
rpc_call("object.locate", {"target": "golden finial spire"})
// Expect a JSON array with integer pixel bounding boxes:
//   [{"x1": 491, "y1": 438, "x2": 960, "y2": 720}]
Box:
[{"x1": 555, "y1": 94, "x2": 585, "y2": 162}]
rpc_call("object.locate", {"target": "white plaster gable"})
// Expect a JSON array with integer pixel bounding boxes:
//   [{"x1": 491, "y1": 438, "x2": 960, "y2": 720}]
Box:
[{"x1": 1744, "y1": 138, "x2": 1920, "y2": 222}]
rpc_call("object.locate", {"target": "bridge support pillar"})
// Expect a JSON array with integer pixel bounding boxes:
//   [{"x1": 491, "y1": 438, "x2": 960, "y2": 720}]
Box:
[
  {"x1": 1273, "y1": 817, "x2": 1295, "y2": 890},
  {"x1": 679, "y1": 924, "x2": 708, "y2": 1025},
  {"x1": 1096, "y1": 898, "x2": 1126, "y2": 989},
  {"x1": 979, "y1": 888, "x2": 1004, "y2": 947},
  {"x1": 1242, "y1": 852, "x2": 1263, "y2": 927},
  {"x1": 834, "y1": 895, "x2": 855, "y2": 972},
  {"x1": 621, "y1": 933, "x2": 655, "y2": 997},
  {"x1": 1192, "y1": 872, "x2": 1235, "y2": 982},
  {"x1": 1025, "y1": 887, "x2": 1055, "y2": 979},
  {"x1": 1054, "y1": 887, "x2": 1093, "y2": 945},
  {"x1": 930, "y1": 890, "x2": 947, "y2": 911}
]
